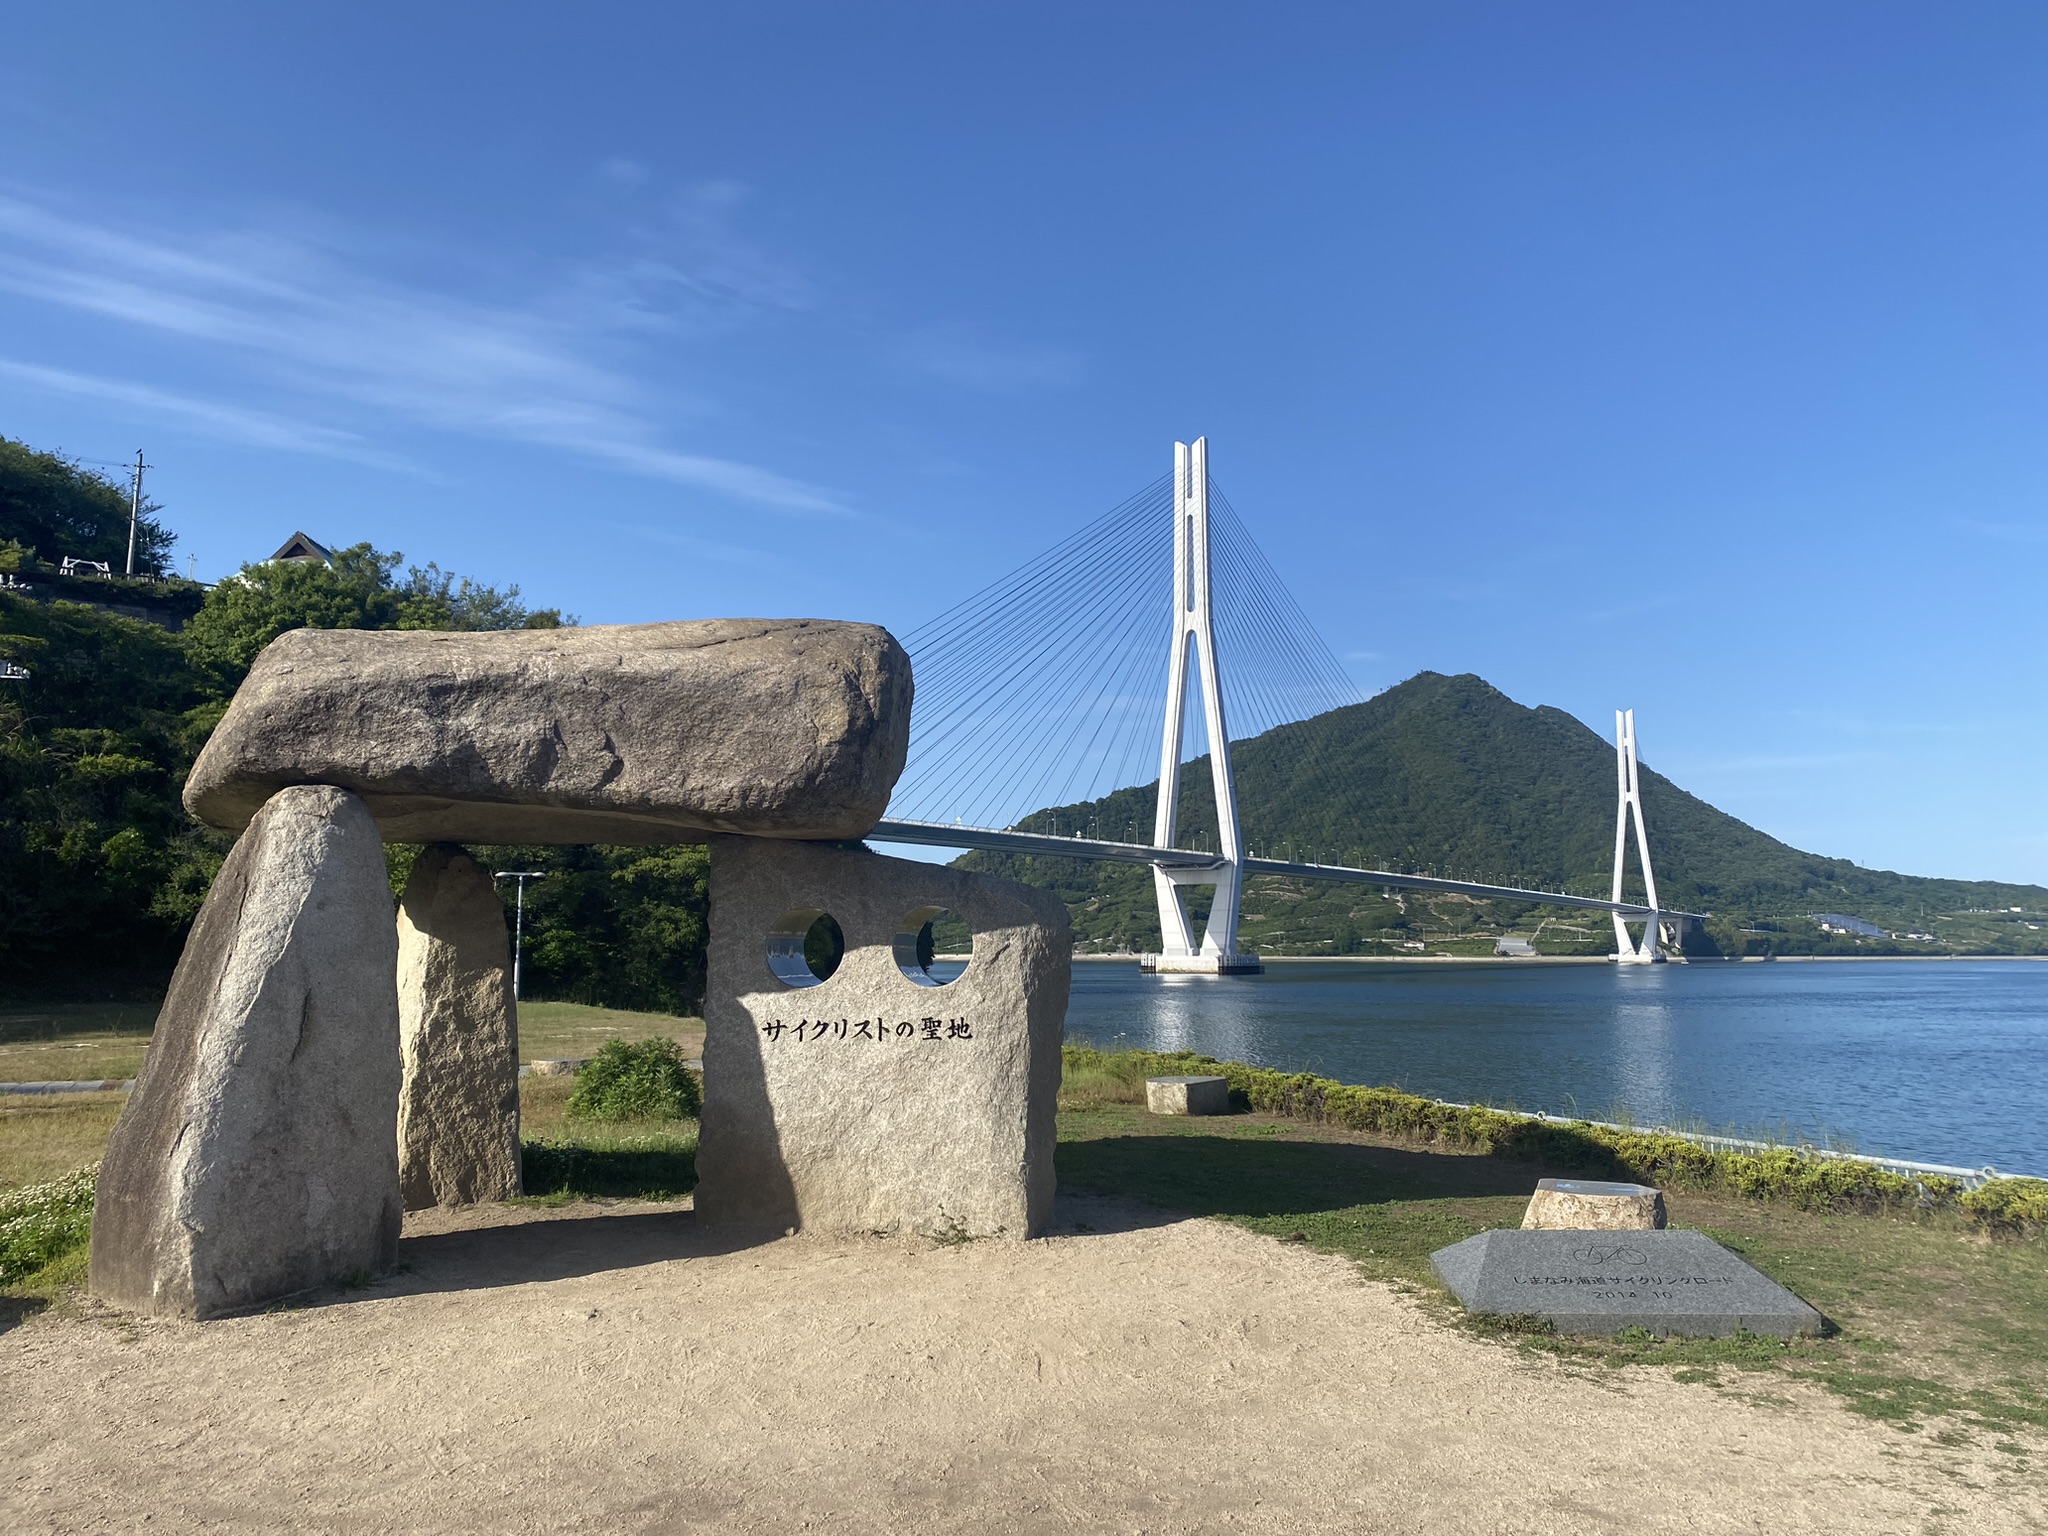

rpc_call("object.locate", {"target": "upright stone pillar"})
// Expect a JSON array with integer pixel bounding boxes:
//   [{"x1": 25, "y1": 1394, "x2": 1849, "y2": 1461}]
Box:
[
  {"x1": 396, "y1": 843, "x2": 521, "y2": 1208},
  {"x1": 90, "y1": 786, "x2": 402, "y2": 1319},
  {"x1": 695, "y1": 836, "x2": 1069, "y2": 1239}
]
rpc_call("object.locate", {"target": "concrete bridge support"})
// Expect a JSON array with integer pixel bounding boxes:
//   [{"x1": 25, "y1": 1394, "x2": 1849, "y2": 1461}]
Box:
[
  {"x1": 1611, "y1": 708, "x2": 1665, "y2": 965},
  {"x1": 1145, "y1": 437, "x2": 1260, "y2": 976}
]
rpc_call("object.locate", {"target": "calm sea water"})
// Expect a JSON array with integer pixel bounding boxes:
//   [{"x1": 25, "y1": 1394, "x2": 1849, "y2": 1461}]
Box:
[{"x1": 1049, "y1": 959, "x2": 2048, "y2": 1176}]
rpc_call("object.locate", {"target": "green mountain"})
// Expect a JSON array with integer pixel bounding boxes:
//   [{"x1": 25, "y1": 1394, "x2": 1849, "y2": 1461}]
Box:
[{"x1": 960, "y1": 672, "x2": 2048, "y2": 958}]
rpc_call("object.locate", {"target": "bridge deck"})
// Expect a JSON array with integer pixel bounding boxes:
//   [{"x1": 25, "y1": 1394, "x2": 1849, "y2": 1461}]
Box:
[{"x1": 867, "y1": 820, "x2": 1702, "y2": 921}]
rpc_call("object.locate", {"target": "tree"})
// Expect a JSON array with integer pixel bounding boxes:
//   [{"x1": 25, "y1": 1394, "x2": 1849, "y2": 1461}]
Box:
[
  {"x1": 0, "y1": 595, "x2": 223, "y2": 985},
  {"x1": 0, "y1": 437, "x2": 173, "y2": 575},
  {"x1": 473, "y1": 843, "x2": 711, "y2": 1014},
  {"x1": 1, "y1": 502, "x2": 576, "y2": 994},
  {"x1": 181, "y1": 544, "x2": 568, "y2": 676}
]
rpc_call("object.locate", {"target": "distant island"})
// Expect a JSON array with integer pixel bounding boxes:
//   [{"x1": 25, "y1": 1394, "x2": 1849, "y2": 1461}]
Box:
[{"x1": 961, "y1": 672, "x2": 2048, "y2": 959}]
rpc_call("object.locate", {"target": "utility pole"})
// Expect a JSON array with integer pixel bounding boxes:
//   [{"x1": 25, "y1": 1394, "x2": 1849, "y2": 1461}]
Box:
[
  {"x1": 124, "y1": 450, "x2": 148, "y2": 578},
  {"x1": 493, "y1": 871, "x2": 546, "y2": 1000}
]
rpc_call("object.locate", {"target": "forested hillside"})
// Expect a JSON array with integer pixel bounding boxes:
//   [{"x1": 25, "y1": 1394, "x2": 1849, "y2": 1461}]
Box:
[
  {"x1": 964, "y1": 672, "x2": 2048, "y2": 958},
  {"x1": 0, "y1": 436, "x2": 707, "y2": 1009}
]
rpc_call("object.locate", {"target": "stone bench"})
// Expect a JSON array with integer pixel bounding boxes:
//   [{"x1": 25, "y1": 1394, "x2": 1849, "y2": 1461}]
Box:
[
  {"x1": 1145, "y1": 1075, "x2": 1229, "y2": 1116},
  {"x1": 1521, "y1": 1177, "x2": 1667, "y2": 1231},
  {"x1": 523, "y1": 1059, "x2": 591, "y2": 1078}
]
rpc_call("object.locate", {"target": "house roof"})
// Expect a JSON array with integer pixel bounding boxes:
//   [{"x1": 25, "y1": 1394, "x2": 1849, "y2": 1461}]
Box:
[{"x1": 270, "y1": 531, "x2": 333, "y2": 565}]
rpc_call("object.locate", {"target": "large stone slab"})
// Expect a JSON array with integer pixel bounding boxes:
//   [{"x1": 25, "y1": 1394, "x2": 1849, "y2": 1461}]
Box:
[
  {"x1": 1430, "y1": 1229, "x2": 1823, "y2": 1338},
  {"x1": 694, "y1": 836, "x2": 1068, "y2": 1239},
  {"x1": 396, "y1": 844, "x2": 520, "y2": 1209},
  {"x1": 184, "y1": 619, "x2": 912, "y2": 845},
  {"x1": 90, "y1": 786, "x2": 402, "y2": 1319}
]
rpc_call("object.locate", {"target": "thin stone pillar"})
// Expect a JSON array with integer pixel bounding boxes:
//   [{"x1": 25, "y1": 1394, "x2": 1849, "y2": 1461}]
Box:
[{"x1": 396, "y1": 843, "x2": 521, "y2": 1208}]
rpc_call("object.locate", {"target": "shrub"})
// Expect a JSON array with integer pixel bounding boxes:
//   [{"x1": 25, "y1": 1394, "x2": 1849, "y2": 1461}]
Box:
[
  {"x1": 1059, "y1": 1046, "x2": 2033, "y2": 1235},
  {"x1": 566, "y1": 1038, "x2": 701, "y2": 1122},
  {"x1": 0, "y1": 1166, "x2": 97, "y2": 1285},
  {"x1": 1960, "y1": 1177, "x2": 2048, "y2": 1236}
]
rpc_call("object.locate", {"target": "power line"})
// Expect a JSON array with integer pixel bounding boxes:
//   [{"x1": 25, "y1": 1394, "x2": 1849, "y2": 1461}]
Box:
[{"x1": 888, "y1": 469, "x2": 1356, "y2": 836}]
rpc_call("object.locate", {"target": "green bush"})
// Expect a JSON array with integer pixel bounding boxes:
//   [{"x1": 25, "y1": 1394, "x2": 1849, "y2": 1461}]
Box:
[
  {"x1": 1060, "y1": 1046, "x2": 2027, "y2": 1234},
  {"x1": 0, "y1": 1165, "x2": 96, "y2": 1285},
  {"x1": 1960, "y1": 1177, "x2": 2048, "y2": 1235},
  {"x1": 566, "y1": 1038, "x2": 701, "y2": 1122}
]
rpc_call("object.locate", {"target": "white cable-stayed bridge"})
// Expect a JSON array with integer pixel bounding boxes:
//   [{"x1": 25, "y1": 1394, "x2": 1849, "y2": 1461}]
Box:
[{"x1": 868, "y1": 439, "x2": 1699, "y2": 971}]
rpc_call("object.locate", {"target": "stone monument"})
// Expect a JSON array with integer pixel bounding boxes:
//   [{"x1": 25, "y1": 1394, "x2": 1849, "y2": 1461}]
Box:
[
  {"x1": 1430, "y1": 1229, "x2": 1823, "y2": 1338},
  {"x1": 92, "y1": 617, "x2": 1005, "y2": 1319},
  {"x1": 90, "y1": 786, "x2": 403, "y2": 1320},
  {"x1": 694, "y1": 835, "x2": 1069, "y2": 1240},
  {"x1": 395, "y1": 844, "x2": 521, "y2": 1209}
]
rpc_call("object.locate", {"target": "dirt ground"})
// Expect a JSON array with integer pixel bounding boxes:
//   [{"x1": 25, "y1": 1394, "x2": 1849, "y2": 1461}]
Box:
[{"x1": 4, "y1": 1196, "x2": 2040, "y2": 1535}]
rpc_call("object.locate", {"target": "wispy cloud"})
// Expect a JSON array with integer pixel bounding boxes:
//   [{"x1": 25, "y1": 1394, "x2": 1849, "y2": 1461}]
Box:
[
  {"x1": 603, "y1": 519, "x2": 777, "y2": 569},
  {"x1": 896, "y1": 323, "x2": 1082, "y2": 392},
  {"x1": 0, "y1": 357, "x2": 415, "y2": 468},
  {"x1": 0, "y1": 189, "x2": 842, "y2": 512}
]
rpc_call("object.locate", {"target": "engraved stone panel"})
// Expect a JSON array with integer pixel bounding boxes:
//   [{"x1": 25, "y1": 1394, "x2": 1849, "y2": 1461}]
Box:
[
  {"x1": 1431, "y1": 1229, "x2": 1823, "y2": 1338},
  {"x1": 694, "y1": 836, "x2": 1068, "y2": 1239}
]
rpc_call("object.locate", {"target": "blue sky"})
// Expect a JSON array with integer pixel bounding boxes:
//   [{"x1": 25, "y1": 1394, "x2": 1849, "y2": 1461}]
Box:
[{"x1": 2, "y1": 4, "x2": 2043, "y2": 885}]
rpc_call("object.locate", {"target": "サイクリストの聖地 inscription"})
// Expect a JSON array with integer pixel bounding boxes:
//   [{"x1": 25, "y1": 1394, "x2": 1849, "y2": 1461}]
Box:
[{"x1": 760, "y1": 1016, "x2": 975, "y2": 1043}]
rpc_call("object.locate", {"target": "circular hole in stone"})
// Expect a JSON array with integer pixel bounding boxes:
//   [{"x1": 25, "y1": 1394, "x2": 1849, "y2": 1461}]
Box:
[
  {"x1": 767, "y1": 908, "x2": 844, "y2": 987},
  {"x1": 893, "y1": 905, "x2": 970, "y2": 987}
]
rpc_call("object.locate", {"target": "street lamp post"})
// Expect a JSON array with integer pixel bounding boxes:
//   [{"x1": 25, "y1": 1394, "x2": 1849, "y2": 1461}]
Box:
[{"x1": 493, "y1": 871, "x2": 545, "y2": 1000}]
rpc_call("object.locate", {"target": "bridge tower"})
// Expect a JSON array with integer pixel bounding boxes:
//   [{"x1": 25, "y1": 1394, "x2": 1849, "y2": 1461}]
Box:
[
  {"x1": 1143, "y1": 438, "x2": 1261, "y2": 975},
  {"x1": 1610, "y1": 708, "x2": 1667, "y2": 964}
]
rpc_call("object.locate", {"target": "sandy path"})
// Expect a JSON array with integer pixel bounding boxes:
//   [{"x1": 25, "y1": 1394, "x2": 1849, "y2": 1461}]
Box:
[{"x1": 3, "y1": 1197, "x2": 2038, "y2": 1535}]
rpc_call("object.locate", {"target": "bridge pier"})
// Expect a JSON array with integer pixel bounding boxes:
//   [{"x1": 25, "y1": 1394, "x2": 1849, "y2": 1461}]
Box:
[
  {"x1": 1610, "y1": 709, "x2": 1666, "y2": 965},
  {"x1": 1146, "y1": 438, "x2": 1261, "y2": 977}
]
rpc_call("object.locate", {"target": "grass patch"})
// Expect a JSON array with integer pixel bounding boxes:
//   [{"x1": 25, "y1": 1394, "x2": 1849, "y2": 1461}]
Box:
[
  {"x1": 1062, "y1": 1045, "x2": 2047, "y2": 1233},
  {"x1": 517, "y1": 1001, "x2": 702, "y2": 1065},
  {"x1": 0, "y1": 1004, "x2": 701, "y2": 1199},
  {"x1": 0, "y1": 999, "x2": 704, "y2": 1085},
  {"x1": 516, "y1": 1072, "x2": 696, "y2": 1202},
  {"x1": 0, "y1": 1002, "x2": 157, "y2": 1083},
  {"x1": 0, "y1": 1091, "x2": 128, "y2": 1190},
  {"x1": 1056, "y1": 1093, "x2": 2048, "y2": 1436}
]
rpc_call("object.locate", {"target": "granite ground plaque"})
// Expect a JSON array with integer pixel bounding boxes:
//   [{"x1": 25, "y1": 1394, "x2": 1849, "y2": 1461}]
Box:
[{"x1": 1430, "y1": 1229, "x2": 1823, "y2": 1338}]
